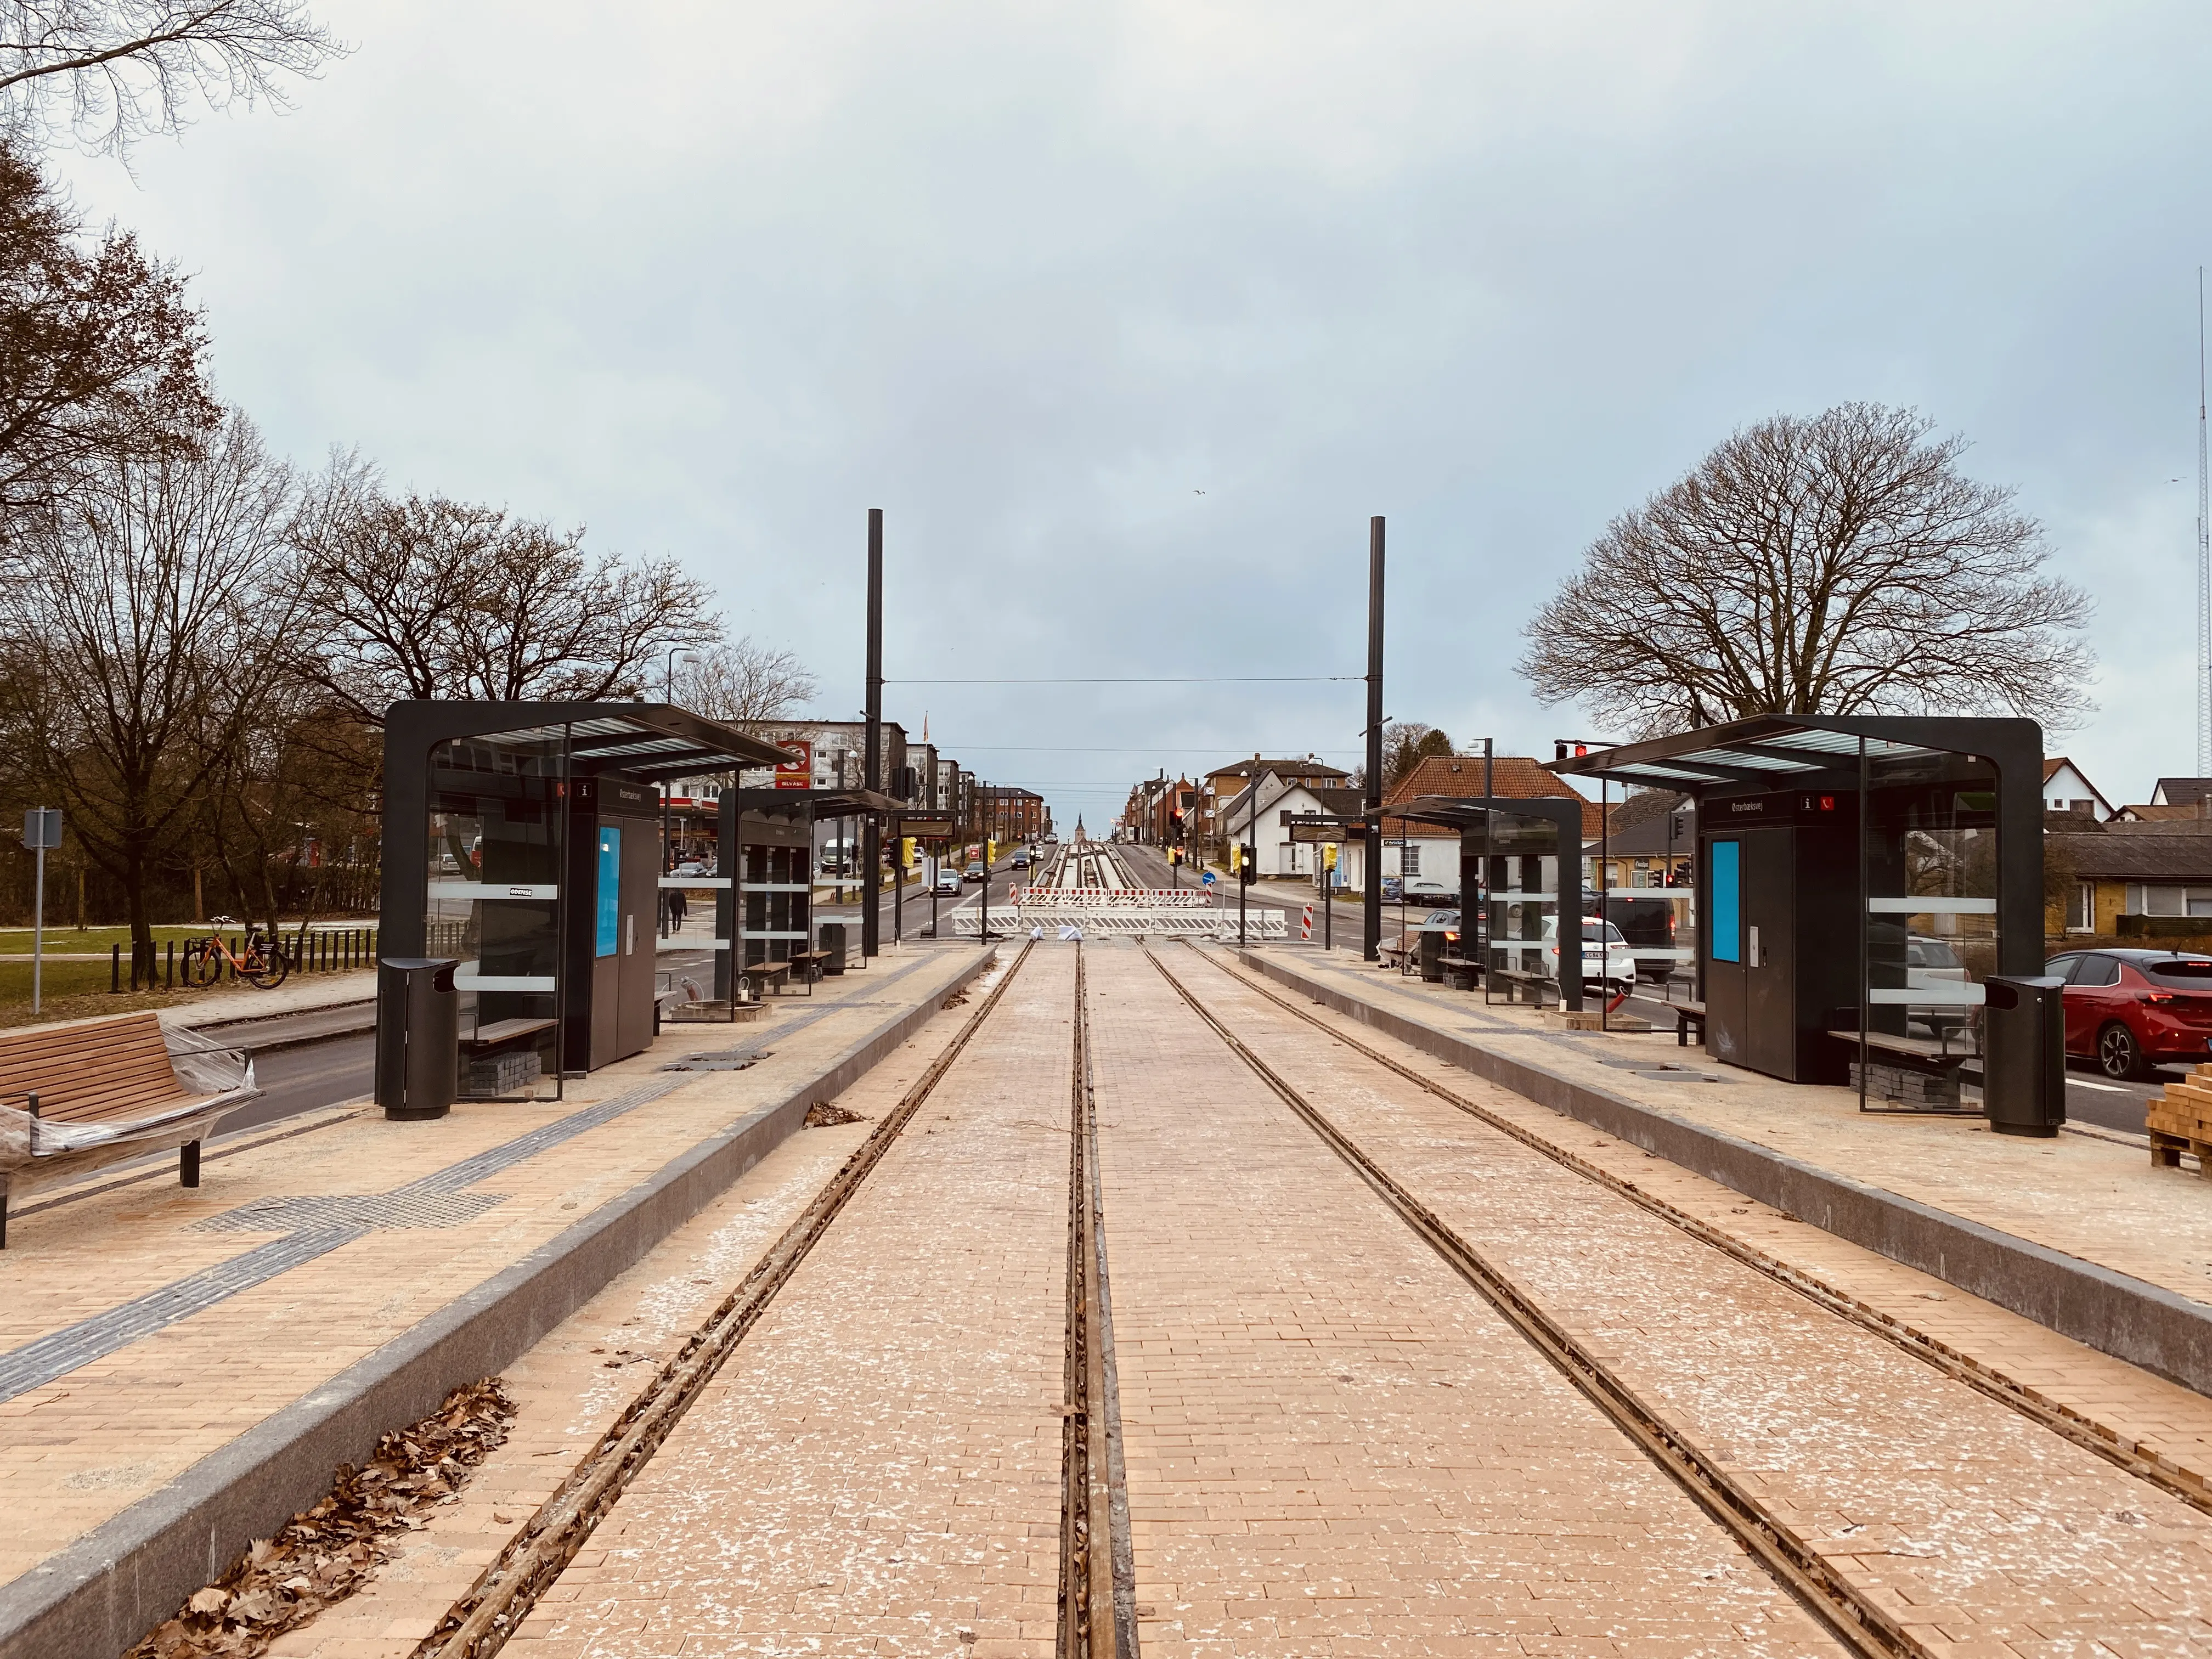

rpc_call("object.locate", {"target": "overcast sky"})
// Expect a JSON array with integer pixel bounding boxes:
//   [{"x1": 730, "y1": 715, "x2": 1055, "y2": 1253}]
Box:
[{"x1": 47, "y1": 1, "x2": 2212, "y2": 825}]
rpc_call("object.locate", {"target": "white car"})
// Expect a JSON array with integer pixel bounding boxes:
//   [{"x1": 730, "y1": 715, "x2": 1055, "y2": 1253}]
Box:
[
  {"x1": 934, "y1": 870, "x2": 962, "y2": 896},
  {"x1": 1540, "y1": 915, "x2": 1639, "y2": 998}
]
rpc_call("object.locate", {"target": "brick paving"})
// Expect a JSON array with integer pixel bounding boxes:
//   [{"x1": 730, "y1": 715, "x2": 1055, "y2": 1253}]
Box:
[
  {"x1": 1084, "y1": 944, "x2": 1838, "y2": 1657},
  {"x1": 1246, "y1": 947, "x2": 2212, "y2": 1498},
  {"x1": 266, "y1": 966, "x2": 1009, "y2": 1658},
  {"x1": 0, "y1": 945, "x2": 986, "y2": 1590},
  {"x1": 510, "y1": 946, "x2": 1077, "y2": 1659},
  {"x1": 1183, "y1": 945, "x2": 2212, "y2": 1652},
  {"x1": 1276, "y1": 945, "x2": 2212, "y2": 1313}
]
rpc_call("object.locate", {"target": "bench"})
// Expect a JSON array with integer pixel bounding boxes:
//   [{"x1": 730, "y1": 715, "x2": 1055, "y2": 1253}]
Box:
[
  {"x1": 1673, "y1": 1000, "x2": 1707, "y2": 1047},
  {"x1": 1827, "y1": 1028, "x2": 1977, "y2": 1111},
  {"x1": 788, "y1": 949, "x2": 837, "y2": 989},
  {"x1": 0, "y1": 1013, "x2": 250, "y2": 1247},
  {"x1": 1488, "y1": 968, "x2": 1551, "y2": 1007},
  {"x1": 1437, "y1": 955, "x2": 1481, "y2": 992},
  {"x1": 740, "y1": 961, "x2": 794, "y2": 1000}
]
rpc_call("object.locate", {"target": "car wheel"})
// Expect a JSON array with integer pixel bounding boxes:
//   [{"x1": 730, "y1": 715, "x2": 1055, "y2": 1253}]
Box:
[{"x1": 2097, "y1": 1022, "x2": 2145, "y2": 1081}]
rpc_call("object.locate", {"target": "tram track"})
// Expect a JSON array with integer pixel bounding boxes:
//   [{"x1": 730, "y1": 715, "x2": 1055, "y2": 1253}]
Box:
[
  {"x1": 1183, "y1": 943, "x2": 2212, "y2": 1521},
  {"x1": 407, "y1": 940, "x2": 1037, "y2": 1659},
  {"x1": 1141, "y1": 942, "x2": 1912, "y2": 1659},
  {"x1": 1057, "y1": 944, "x2": 1137, "y2": 1658}
]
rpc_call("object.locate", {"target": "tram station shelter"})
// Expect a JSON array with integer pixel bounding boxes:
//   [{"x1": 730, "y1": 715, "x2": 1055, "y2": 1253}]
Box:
[
  {"x1": 713, "y1": 785, "x2": 904, "y2": 996},
  {"x1": 1381, "y1": 794, "x2": 1590, "y2": 1013},
  {"x1": 1554, "y1": 715, "x2": 2048, "y2": 1097},
  {"x1": 377, "y1": 701, "x2": 791, "y2": 1109}
]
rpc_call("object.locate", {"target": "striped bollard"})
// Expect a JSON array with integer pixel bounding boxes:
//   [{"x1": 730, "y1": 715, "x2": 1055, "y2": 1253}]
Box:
[{"x1": 1301, "y1": 904, "x2": 1313, "y2": 940}]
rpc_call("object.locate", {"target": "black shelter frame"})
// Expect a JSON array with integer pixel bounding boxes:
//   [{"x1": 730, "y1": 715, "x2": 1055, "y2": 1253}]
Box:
[
  {"x1": 1385, "y1": 795, "x2": 1588, "y2": 1013},
  {"x1": 377, "y1": 701, "x2": 790, "y2": 1111},
  {"x1": 1556, "y1": 715, "x2": 2045, "y2": 1110},
  {"x1": 718, "y1": 787, "x2": 902, "y2": 993}
]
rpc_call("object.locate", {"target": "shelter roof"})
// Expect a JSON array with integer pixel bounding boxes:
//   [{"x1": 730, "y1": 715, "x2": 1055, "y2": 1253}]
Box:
[
  {"x1": 1381, "y1": 755, "x2": 1594, "y2": 836},
  {"x1": 397, "y1": 699, "x2": 791, "y2": 778},
  {"x1": 1551, "y1": 713, "x2": 2038, "y2": 795}
]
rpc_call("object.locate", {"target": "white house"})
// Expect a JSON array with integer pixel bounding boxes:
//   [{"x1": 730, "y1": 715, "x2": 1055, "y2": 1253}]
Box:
[
  {"x1": 2043, "y1": 757, "x2": 2113, "y2": 821},
  {"x1": 1214, "y1": 772, "x2": 1364, "y2": 881}
]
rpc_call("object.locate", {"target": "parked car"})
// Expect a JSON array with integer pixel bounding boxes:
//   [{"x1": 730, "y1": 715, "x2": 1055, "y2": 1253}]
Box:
[
  {"x1": 1540, "y1": 914, "x2": 1639, "y2": 1000},
  {"x1": 1587, "y1": 895, "x2": 1680, "y2": 982},
  {"x1": 963, "y1": 860, "x2": 985, "y2": 883},
  {"x1": 1400, "y1": 876, "x2": 1458, "y2": 904},
  {"x1": 670, "y1": 859, "x2": 713, "y2": 878},
  {"x1": 934, "y1": 869, "x2": 963, "y2": 896},
  {"x1": 2045, "y1": 948, "x2": 2212, "y2": 1079}
]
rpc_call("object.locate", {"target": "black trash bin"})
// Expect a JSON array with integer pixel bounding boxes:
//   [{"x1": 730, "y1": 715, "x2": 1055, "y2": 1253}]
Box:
[
  {"x1": 1983, "y1": 974, "x2": 2066, "y2": 1137},
  {"x1": 819, "y1": 921, "x2": 847, "y2": 977},
  {"x1": 376, "y1": 957, "x2": 459, "y2": 1121},
  {"x1": 1418, "y1": 928, "x2": 1446, "y2": 983}
]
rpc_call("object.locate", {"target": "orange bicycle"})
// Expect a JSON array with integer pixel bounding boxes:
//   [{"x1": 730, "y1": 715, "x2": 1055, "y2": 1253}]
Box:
[{"x1": 182, "y1": 926, "x2": 292, "y2": 989}]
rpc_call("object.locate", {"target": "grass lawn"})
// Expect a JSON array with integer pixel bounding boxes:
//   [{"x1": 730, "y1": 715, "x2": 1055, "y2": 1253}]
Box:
[{"x1": 0, "y1": 920, "x2": 380, "y2": 955}]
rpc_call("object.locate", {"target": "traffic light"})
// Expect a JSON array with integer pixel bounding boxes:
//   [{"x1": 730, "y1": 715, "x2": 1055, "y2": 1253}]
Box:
[
  {"x1": 1239, "y1": 845, "x2": 1258, "y2": 885},
  {"x1": 1168, "y1": 847, "x2": 1181, "y2": 867},
  {"x1": 1323, "y1": 843, "x2": 1338, "y2": 871},
  {"x1": 1169, "y1": 809, "x2": 1184, "y2": 838}
]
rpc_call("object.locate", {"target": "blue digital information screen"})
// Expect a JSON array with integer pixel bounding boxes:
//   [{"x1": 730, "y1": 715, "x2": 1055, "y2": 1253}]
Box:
[
  {"x1": 1709, "y1": 839, "x2": 1740, "y2": 963},
  {"x1": 597, "y1": 826, "x2": 621, "y2": 956}
]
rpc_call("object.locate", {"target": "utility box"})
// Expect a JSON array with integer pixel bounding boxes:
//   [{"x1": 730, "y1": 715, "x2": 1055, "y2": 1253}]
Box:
[
  {"x1": 377, "y1": 957, "x2": 459, "y2": 1120},
  {"x1": 562, "y1": 777, "x2": 663, "y2": 1073},
  {"x1": 1983, "y1": 974, "x2": 2066, "y2": 1137}
]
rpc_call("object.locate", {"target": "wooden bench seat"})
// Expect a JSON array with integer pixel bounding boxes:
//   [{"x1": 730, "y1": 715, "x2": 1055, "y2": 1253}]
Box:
[
  {"x1": 0, "y1": 1013, "x2": 244, "y2": 1247},
  {"x1": 1674, "y1": 1000, "x2": 1707, "y2": 1047},
  {"x1": 740, "y1": 961, "x2": 795, "y2": 998}
]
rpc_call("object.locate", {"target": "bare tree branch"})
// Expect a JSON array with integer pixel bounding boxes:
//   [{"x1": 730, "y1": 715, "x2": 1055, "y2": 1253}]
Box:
[
  {"x1": 1, "y1": 0, "x2": 342, "y2": 156},
  {"x1": 1517, "y1": 403, "x2": 2095, "y2": 739},
  {"x1": 675, "y1": 639, "x2": 818, "y2": 729},
  {"x1": 289, "y1": 475, "x2": 725, "y2": 722}
]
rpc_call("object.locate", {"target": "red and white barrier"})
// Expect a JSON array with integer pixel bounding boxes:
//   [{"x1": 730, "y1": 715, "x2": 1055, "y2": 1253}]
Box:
[{"x1": 1301, "y1": 905, "x2": 1313, "y2": 940}]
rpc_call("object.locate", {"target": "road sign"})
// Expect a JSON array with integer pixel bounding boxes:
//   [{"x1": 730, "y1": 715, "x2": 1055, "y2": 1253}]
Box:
[
  {"x1": 21, "y1": 808, "x2": 60, "y2": 849},
  {"x1": 1200, "y1": 869, "x2": 1216, "y2": 889}
]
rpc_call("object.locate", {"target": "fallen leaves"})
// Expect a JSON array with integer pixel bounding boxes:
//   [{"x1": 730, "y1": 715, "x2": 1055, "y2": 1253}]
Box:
[
  {"x1": 804, "y1": 1101, "x2": 864, "y2": 1127},
  {"x1": 127, "y1": 1379, "x2": 515, "y2": 1659}
]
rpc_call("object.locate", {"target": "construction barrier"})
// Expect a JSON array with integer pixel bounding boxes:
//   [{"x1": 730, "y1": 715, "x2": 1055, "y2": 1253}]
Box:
[{"x1": 949, "y1": 909, "x2": 1288, "y2": 939}]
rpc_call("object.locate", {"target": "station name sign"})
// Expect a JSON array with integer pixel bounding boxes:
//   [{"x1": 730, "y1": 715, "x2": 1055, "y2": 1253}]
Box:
[
  {"x1": 899, "y1": 815, "x2": 956, "y2": 841},
  {"x1": 1284, "y1": 812, "x2": 1368, "y2": 844}
]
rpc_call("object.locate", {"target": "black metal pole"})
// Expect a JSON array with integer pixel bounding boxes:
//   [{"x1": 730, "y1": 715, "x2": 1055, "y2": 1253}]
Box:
[
  {"x1": 1483, "y1": 737, "x2": 1493, "y2": 984},
  {"x1": 1363, "y1": 516, "x2": 1385, "y2": 961},
  {"x1": 1599, "y1": 776, "x2": 1610, "y2": 1030},
  {"x1": 862, "y1": 509, "x2": 884, "y2": 958}
]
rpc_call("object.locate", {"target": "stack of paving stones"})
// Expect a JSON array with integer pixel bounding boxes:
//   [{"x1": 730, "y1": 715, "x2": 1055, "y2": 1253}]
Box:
[
  {"x1": 2149, "y1": 1062, "x2": 2212, "y2": 1166},
  {"x1": 1849, "y1": 1057, "x2": 1961, "y2": 1108}
]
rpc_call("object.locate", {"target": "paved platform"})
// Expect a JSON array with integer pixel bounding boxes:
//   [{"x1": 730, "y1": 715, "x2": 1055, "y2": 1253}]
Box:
[{"x1": 0, "y1": 943, "x2": 994, "y2": 1659}]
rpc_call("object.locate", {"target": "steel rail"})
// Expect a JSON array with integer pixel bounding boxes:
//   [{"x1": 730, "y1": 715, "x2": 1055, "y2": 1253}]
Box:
[
  {"x1": 410, "y1": 941, "x2": 1036, "y2": 1659},
  {"x1": 1142, "y1": 945, "x2": 1912, "y2": 1659},
  {"x1": 1057, "y1": 944, "x2": 1130, "y2": 1657},
  {"x1": 1184, "y1": 944, "x2": 2212, "y2": 1520}
]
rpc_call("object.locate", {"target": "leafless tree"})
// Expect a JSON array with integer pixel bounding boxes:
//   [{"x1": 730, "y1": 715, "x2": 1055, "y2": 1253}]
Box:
[
  {"x1": 290, "y1": 471, "x2": 724, "y2": 723},
  {"x1": 1518, "y1": 403, "x2": 2095, "y2": 738},
  {"x1": 0, "y1": 409, "x2": 304, "y2": 957},
  {"x1": 1, "y1": 0, "x2": 342, "y2": 157},
  {"x1": 0, "y1": 137, "x2": 217, "y2": 544},
  {"x1": 1347, "y1": 721, "x2": 1454, "y2": 793},
  {"x1": 674, "y1": 638, "x2": 817, "y2": 727}
]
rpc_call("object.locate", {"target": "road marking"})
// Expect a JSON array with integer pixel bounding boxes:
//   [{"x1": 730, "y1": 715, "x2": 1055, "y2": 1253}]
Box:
[{"x1": 2068, "y1": 1077, "x2": 2131, "y2": 1093}]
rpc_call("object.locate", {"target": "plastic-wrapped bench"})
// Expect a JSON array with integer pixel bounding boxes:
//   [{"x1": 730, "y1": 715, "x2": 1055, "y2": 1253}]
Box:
[{"x1": 0, "y1": 1013, "x2": 256, "y2": 1246}]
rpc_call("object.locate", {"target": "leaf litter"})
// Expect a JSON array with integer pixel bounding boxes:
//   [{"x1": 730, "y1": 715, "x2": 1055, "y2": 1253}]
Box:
[{"x1": 126, "y1": 1378, "x2": 515, "y2": 1659}]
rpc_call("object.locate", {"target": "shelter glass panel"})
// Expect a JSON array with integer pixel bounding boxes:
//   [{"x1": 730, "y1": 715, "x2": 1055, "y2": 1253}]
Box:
[
  {"x1": 1483, "y1": 810, "x2": 1561, "y2": 1007},
  {"x1": 425, "y1": 734, "x2": 563, "y2": 1100},
  {"x1": 1861, "y1": 748, "x2": 2000, "y2": 1058}
]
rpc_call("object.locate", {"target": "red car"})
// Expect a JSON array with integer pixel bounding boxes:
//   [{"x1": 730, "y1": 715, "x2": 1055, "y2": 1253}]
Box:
[{"x1": 2045, "y1": 948, "x2": 2212, "y2": 1080}]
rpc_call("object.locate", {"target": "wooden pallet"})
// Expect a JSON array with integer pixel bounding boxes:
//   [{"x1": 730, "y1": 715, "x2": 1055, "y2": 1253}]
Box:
[{"x1": 2147, "y1": 1064, "x2": 2212, "y2": 1171}]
